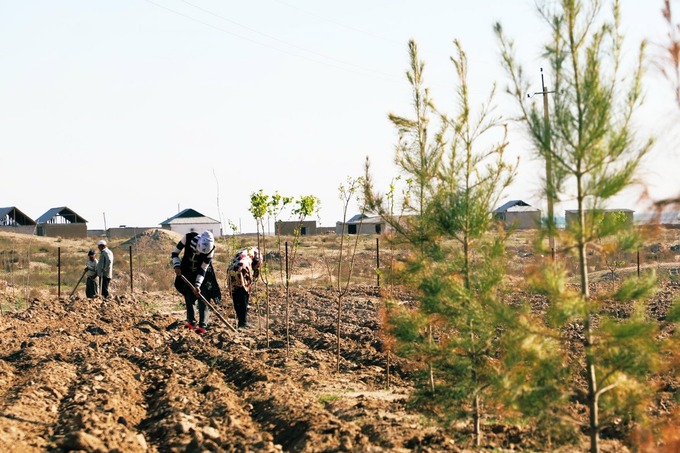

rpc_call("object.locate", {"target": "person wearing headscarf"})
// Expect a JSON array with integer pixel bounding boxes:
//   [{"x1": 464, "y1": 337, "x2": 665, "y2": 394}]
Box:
[{"x1": 171, "y1": 230, "x2": 220, "y2": 335}]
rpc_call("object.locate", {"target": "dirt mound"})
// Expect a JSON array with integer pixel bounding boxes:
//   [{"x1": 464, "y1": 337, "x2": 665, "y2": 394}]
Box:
[{"x1": 119, "y1": 229, "x2": 183, "y2": 251}]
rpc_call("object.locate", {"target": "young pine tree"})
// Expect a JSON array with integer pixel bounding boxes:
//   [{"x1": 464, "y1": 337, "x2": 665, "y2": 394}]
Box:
[
  {"x1": 365, "y1": 39, "x2": 515, "y2": 447},
  {"x1": 497, "y1": 1, "x2": 659, "y2": 451}
]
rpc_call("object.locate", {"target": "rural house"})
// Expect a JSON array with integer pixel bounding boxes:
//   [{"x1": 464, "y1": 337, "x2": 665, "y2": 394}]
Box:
[
  {"x1": 493, "y1": 200, "x2": 541, "y2": 230},
  {"x1": 0, "y1": 206, "x2": 37, "y2": 235},
  {"x1": 336, "y1": 214, "x2": 387, "y2": 235},
  {"x1": 276, "y1": 220, "x2": 317, "y2": 236},
  {"x1": 565, "y1": 208, "x2": 634, "y2": 229},
  {"x1": 160, "y1": 208, "x2": 221, "y2": 237},
  {"x1": 36, "y1": 206, "x2": 88, "y2": 239}
]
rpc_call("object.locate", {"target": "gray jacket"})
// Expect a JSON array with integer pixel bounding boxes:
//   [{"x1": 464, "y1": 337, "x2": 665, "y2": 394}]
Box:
[{"x1": 97, "y1": 247, "x2": 114, "y2": 279}]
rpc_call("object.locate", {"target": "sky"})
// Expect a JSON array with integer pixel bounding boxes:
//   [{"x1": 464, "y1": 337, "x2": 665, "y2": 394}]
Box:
[{"x1": 1, "y1": 0, "x2": 678, "y2": 234}]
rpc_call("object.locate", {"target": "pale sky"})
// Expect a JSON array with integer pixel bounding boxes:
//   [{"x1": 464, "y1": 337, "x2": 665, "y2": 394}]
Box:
[{"x1": 1, "y1": 1, "x2": 677, "y2": 234}]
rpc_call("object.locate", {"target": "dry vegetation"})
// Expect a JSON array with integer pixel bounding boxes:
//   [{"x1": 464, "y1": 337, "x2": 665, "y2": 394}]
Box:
[{"x1": 0, "y1": 228, "x2": 679, "y2": 452}]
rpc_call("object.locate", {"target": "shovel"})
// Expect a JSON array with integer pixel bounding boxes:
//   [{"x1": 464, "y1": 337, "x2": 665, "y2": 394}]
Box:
[
  {"x1": 180, "y1": 274, "x2": 237, "y2": 334},
  {"x1": 69, "y1": 268, "x2": 88, "y2": 299}
]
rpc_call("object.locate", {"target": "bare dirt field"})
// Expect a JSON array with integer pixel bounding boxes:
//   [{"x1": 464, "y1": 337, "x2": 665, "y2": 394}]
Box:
[{"x1": 0, "y1": 230, "x2": 678, "y2": 452}]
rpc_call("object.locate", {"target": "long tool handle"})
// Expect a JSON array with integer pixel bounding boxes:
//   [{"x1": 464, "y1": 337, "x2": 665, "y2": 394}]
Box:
[
  {"x1": 69, "y1": 269, "x2": 88, "y2": 299},
  {"x1": 180, "y1": 274, "x2": 237, "y2": 334}
]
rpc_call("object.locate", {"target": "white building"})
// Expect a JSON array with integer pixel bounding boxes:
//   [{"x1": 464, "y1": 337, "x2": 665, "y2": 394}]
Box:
[{"x1": 160, "y1": 208, "x2": 221, "y2": 237}]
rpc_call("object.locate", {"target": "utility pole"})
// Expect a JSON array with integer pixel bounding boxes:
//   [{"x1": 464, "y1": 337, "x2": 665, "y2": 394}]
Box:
[{"x1": 532, "y1": 68, "x2": 556, "y2": 261}]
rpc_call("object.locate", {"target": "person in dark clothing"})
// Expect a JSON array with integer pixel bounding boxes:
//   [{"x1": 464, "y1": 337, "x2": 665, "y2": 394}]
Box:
[
  {"x1": 171, "y1": 230, "x2": 220, "y2": 335},
  {"x1": 85, "y1": 249, "x2": 98, "y2": 299},
  {"x1": 227, "y1": 247, "x2": 261, "y2": 329}
]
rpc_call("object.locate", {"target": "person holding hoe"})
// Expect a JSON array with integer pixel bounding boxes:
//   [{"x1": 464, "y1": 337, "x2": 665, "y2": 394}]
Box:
[
  {"x1": 227, "y1": 246, "x2": 261, "y2": 329},
  {"x1": 85, "y1": 249, "x2": 98, "y2": 299},
  {"x1": 171, "y1": 230, "x2": 221, "y2": 335}
]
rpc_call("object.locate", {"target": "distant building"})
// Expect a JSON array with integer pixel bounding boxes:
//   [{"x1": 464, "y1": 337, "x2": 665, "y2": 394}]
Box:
[
  {"x1": 276, "y1": 220, "x2": 317, "y2": 236},
  {"x1": 336, "y1": 214, "x2": 387, "y2": 235},
  {"x1": 565, "y1": 209, "x2": 634, "y2": 229},
  {"x1": 87, "y1": 229, "x2": 106, "y2": 238},
  {"x1": 36, "y1": 206, "x2": 88, "y2": 238},
  {"x1": 493, "y1": 200, "x2": 541, "y2": 230},
  {"x1": 160, "y1": 208, "x2": 221, "y2": 237},
  {"x1": 0, "y1": 207, "x2": 37, "y2": 235}
]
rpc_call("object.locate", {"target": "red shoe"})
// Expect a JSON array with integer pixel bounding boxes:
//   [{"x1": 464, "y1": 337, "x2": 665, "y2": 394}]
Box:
[
  {"x1": 184, "y1": 322, "x2": 195, "y2": 330},
  {"x1": 195, "y1": 327, "x2": 207, "y2": 335}
]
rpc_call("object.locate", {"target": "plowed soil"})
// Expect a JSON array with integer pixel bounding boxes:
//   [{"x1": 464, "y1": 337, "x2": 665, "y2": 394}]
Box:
[
  {"x1": 1, "y1": 283, "x2": 471, "y2": 453},
  {"x1": 1, "y1": 261, "x2": 678, "y2": 452}
]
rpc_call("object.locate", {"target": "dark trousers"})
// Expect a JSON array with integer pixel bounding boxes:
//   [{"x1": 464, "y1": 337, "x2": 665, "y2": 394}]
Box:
[
  {"x1": 101, "y1": 276, "x2": 111, "y2": 299},
  {"x1": 232, "y1": 286, "x2": 250, "y2": 326},
  {"x1": 183, "y1": 292, "x2": 210, "y2": 328},
  {"x1": 85, "y1": 277, "x2": 98, "y2": 298}
]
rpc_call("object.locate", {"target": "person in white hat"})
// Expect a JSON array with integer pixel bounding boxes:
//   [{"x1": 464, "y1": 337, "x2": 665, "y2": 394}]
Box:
[
  {"x1": 96, "y1": 239, "x2": 114, "y2": 299},
  {"x1": 171, "y1": 230, "x2": 220, "y2": 335}
]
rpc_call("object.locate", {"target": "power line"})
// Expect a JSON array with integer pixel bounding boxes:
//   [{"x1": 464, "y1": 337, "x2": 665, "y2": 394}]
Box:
[
  {"x1": 271, "y1": 0, "x2": 402, "y2": 46},
  {"x1": 181, "y1": 0, "x2": 398, "y2": 80},
  {"x1": 142, "y1": 0, "x2": 399, "y2": 83}
]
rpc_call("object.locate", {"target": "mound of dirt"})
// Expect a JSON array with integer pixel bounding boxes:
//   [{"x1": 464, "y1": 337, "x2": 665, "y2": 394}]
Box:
[{"x1": 119, "y1": 229, "x2": 183, "y2": 251}]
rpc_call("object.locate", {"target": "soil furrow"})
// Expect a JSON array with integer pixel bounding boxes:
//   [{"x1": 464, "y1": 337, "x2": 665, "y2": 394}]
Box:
[
  {"x1": 137, "y1": 333, "x2": 281, "y2": 451},
  {"x1": 0, "y1": 360, "x2": 76, "y2": 450}
]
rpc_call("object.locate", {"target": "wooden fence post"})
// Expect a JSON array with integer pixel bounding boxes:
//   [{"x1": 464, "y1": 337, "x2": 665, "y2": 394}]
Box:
[
  {"x1": 57, "y1": 247, "x2": 61, "y2": 300},
  {"x1": 129, "y1": 245, "x2": 133, "y2": 294},
  {"x1": 376, "y1": 237, "x2": 380, "y2": 288}
]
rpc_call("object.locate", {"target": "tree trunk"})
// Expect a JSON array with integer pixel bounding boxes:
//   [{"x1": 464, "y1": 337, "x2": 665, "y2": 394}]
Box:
[
  {"x1": 586, "y1": 316, "x2": 599, "y2": 453},
  {"x1": 336, "y1": 294, "x2": 341, "y2": 373},
  {"x1": 474, "y1": 393, "x2": 481, "y2": 447},
  {"x1": 428, "y1": 324, "x2": 435, "y2": 394},
  {"x1": 576, "y1": 175, "x2": 589, "y2": 298},
  {"x1": 577, "y1": 175, "x2": 597, "y2": 452},
  {"x1": 285, "y1": 242, "x2": 290, "y2": 358}
]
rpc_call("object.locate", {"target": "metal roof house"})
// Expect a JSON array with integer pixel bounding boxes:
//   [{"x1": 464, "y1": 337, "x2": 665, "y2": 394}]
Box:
[
  {"x1": 36, "y1": 207, "x2": 88, "y2": 238},
  {"x1": 160, "y1": 208, "x2": 221, "y2": 237},
  {"x1": 336, "y1": 214, "x2": 388, "y2": 235},
  {"x1": 0, "y1": 207, "x2": 37, "y2": 235},
  {"x1": 493, "y1": 200, "x2": 541, "y2": 230}
]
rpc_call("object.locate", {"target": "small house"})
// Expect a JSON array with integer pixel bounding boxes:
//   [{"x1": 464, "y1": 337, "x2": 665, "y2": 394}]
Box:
[
  {"x1": 36, "y1": 207, "x2": 88, "y2": 238},
  {"x1": 160, "y1": 208, "x2": 221, "y2": 237},
  {"x1": 0, "y1": 207, "x2": 37, "y2": 235},
  {"x1": 276, "y1": 220, "x2": 317, "y2": 236},
  {"x1": 336, "y1": 214, "x2": 387, "y2": 235},
  {"x1": 493, "y1": 200, "x2": 541, "y2": 230}
]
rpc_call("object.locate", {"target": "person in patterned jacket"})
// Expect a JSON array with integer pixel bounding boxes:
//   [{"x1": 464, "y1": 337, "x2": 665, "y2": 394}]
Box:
[
  {"x1": 227, "y1": 246, "x2": 261, "y2": 329},
  {"x1": 171, "y1": 230, "x2": 220, "y2": 335}
]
